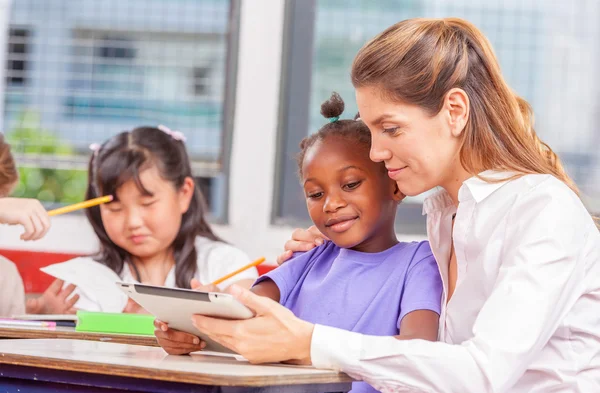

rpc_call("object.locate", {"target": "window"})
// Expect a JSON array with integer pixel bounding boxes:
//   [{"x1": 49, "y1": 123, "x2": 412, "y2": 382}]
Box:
[
  {"x1": 96, "y1": 36, "x2": 136, "y2": 60},
  {"x1": 275, "y1": 0, "x2": 600, "y2": 233},
  {"x1": 3, "y1": 0, "x2": 240, "y2": 219},
  {"x1": 6, "y1": 28, "x2": 29, "y2": 86},
  {"x1": 193, "y1": 66, "x2": 212, "y2": 97},
  {"x1": 90, "y1": 35, "x2": 140, "y2": 94}
]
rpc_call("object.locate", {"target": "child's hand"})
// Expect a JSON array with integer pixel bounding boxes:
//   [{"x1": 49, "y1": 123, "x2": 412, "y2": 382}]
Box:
[
  {"x1": 26, "y1": 279, "x2": 79, "y2": 314},
  {"x1": 0, "y1": 198, "x2": 51, "y2": 241},
  {"x1": 190, "y1": 278, "x2": 220, "y2": 293},
  {"x1": 154, "y1": 319, "x2": 206, "y2": 355}
]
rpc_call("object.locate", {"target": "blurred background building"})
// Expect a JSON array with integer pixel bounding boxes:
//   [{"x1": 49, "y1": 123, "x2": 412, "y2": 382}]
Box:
[{"x1": 0, "y1": 0, "x2": 598, "y2": 263}]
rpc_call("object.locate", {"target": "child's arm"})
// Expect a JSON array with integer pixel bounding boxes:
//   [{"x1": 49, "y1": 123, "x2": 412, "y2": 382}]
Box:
[
  {"x1": 393, "y1": 245, "x2": 443, "y2": 342},
  {"x1": 0, "y1": 197, "x2": 51, "y2": 241},
  {"x1": 395, "y1": 310, "x2": 439, "y2": 341},
  {"x1": 250, "y1": 279, "x2": 280, "y2": 301}
]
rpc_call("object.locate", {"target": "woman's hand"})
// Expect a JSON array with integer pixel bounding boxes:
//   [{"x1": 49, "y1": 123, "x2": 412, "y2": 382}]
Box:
[
  {"x1": 154, "y1": 319, "x2": 206, "y2": 355},
  {"x1": 191, "y1": 285, "x2": 315, "y2": 364},
  {"x1": 276, "y1": 226, "x2": 329, "y2": 265},
  {"x1": 25, "y1": 279, "x2": 79, "y2": 314},
  {"x1": 190, "y1": 278, "x2": 220, "y2": 293}
]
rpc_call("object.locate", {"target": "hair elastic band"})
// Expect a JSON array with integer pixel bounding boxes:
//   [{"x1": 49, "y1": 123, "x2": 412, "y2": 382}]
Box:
[{"x1": 158, "y1": 124, "x2": 187, "y2": 142}]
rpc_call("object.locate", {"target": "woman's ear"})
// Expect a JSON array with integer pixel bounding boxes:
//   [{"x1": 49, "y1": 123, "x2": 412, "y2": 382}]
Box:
[
  {"x1": 444, "y1": 88, "x2": 470, "y2": 137},
  {"x1": 178, "y1": 176, "x2": 196, "y2": 214}
]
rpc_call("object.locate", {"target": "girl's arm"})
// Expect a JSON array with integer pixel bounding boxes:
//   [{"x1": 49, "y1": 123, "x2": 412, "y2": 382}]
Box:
[
  {"x1": 395, "y1": 310, "x2": 439, "y2": 341},
  {"x1": 393, "y1": 249, "x2": 443, "y2": 342},
  {"x1": 250, "y1": 280, "x2": 280, "y2": 302}
]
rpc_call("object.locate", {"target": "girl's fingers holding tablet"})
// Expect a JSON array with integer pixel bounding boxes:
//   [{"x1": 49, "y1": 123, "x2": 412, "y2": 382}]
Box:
[
  {"x1": 154, "y1": 319, "x2": 169, "y2": 332},
  {"x1": 154, "y1": 325, "x2": 206, "y2": 355}
]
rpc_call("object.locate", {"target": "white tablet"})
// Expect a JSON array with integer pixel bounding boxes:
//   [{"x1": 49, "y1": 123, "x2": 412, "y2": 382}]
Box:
[{"x1": 117, "y1": 282, "x2": 254, "y2": 354}]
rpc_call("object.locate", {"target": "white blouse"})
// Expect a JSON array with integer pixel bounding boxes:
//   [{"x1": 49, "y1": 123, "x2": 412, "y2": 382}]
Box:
[
  {"x1": 311, "y1": 172, "x2": 600, "y2": 392},
  {"x1": 73, "y1": 236, "x2": 258, "y2": 312},
  {"x1": 119, "y1": 236, "x2": 258, "y2": 290}
]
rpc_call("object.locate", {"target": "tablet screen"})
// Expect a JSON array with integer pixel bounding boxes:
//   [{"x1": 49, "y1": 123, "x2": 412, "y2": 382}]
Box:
[{"x1": 127, "y1": 283, "x2": 211, "y2": 302}]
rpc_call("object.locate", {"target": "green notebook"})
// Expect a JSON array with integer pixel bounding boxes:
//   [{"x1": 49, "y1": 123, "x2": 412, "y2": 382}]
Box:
[{"x1": 76, "y1": 311, "x2": 155, "y2": 336}]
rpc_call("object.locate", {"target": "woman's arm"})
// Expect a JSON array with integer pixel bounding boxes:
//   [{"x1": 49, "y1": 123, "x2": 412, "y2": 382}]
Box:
[
  {"x1": 155, "y1": 279, "x2": 280, "y2": 355},
  {"x1": 227, "y1": 278, "x2": 255, "y2": 290},
  {"x1": 192, "y1": 285, "x2": 314, "y2": 364},
  {"x1": 192, "y1": 187, "x2": 593, "y2": 392}
]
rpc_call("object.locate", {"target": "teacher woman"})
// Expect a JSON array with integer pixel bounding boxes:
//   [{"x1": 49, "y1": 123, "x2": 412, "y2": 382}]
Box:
[{"x1": 192, "y1": 18, "x2": 600, "y2": 392}]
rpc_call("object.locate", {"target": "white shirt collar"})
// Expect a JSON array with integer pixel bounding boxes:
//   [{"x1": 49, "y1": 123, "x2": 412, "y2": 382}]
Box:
[{"x1": 461, "y1": 170, "x2": 516, "y2": 203}]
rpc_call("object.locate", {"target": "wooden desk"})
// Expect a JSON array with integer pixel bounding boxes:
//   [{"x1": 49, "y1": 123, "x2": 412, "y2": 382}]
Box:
[
  {"x1": 0, "y1": 324, "x2": 158, "y2": 346},
  {"x1": 0, "y1": 339, "x2": 353, "y2": 392}
]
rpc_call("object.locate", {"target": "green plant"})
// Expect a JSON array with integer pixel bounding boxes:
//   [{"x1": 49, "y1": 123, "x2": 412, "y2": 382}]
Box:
[{"x1": 5, "y1": 111, "x2": 88, "y2": 204}]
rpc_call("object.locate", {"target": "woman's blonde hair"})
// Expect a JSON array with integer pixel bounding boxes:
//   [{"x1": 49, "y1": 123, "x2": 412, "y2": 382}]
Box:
[{"x1": 351, "y1": 17, "x2": 578, "y2": 194}]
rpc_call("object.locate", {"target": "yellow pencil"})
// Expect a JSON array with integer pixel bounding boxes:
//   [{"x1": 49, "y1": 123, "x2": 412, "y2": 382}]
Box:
[
  {"x1": 211, "y1": 257, "x2": 266, "y2": 286},
  {"x1": 48, "y1": 195, "x2": 114, "y2": 217}
]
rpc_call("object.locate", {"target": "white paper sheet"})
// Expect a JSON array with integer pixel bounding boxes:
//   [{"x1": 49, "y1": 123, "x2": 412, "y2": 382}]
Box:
[{"x1": 40, "y1": 258, "x2": 128, "y2": 313}]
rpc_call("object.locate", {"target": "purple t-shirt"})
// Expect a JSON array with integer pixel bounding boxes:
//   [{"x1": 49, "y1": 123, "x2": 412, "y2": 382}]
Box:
[{"x1": 255, "y1": 241, "x2": 442, "y2": 393}]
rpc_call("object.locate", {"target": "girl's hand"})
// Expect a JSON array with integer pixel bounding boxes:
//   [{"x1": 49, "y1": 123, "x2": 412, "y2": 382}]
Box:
[
  {"x1": 153, "y1": 279, "x2": 219, "y2": 355},
  {"x1": 154, "y1": 319, "x2": 206, "y2": 355},
  {"x1": 25, "y1": 279, "x2": 79, "y2": 314},
  {"x1": 276, "y1": 226, "x2": 329, "y2": 265},
  {"x1": 0, "y1": 198, "x2": 51, "y2": 241}
]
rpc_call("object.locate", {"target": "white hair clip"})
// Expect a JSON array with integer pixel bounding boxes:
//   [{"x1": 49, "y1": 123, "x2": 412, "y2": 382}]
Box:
[
  {"x1": 158, "y1": 124, "x2": 187, "y2": 142},
  {"x1": 89, "y1": 143, "x2": 101, "y2": 151},
  {"x1": 89, "y1": 143, "x2": 101, "y2": 158}
]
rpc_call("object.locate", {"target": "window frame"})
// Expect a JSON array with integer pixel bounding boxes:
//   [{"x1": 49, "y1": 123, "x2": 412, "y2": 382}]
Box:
[{"x1": 272, "y1": 0, "x2": 427, "y2": 234}]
